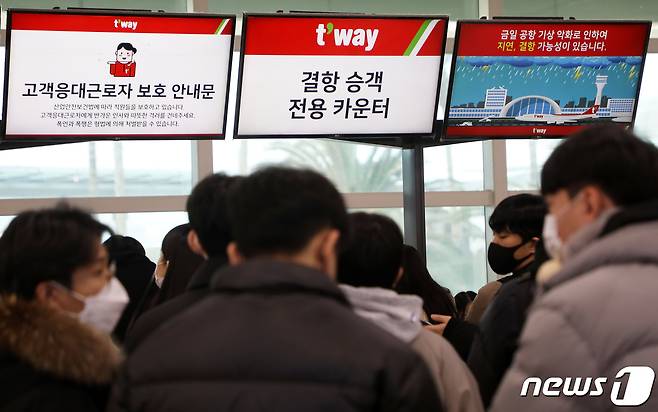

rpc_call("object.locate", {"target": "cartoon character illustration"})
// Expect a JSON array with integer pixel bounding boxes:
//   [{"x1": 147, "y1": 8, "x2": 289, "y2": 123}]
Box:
[{"x1": 108, "y1": 43, "x2": 137, "y2": 77}]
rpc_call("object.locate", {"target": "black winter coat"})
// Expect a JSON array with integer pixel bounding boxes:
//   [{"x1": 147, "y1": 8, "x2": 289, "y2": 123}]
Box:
[
  {"x1": 123, "y1": 256, "x2": 227, "y2": 354},
  {"x1": 467, "y1": 272, "x2": 536, "y2": 407},
  {"x1": 0, "y1": 296, "x2": 123, "y2": 412},
  {"x1": 108, "y1": 260, "x2": 442, "y2": 412}
]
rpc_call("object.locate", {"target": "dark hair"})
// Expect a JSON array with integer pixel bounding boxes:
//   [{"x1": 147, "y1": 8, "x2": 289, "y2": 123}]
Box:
[
  {"x1": 103, "y1": 235, "x2": 155, "y2": 342},
  {"x1": 337, "y1": 212, "x2": 404, "y2": 288},
  {"x1": 186, "y1": 174, "x2": 240, "y2": 258},
  {"x1": 454, "y1": 291, "x2": 476, "y2": 320},
  {"x1": 541, "y1": 125, "x2": 658, "y2": 205},
  {"x1": 117, "y1": 42, "x2": 137, "y2": 53},
  {"x1": 228, "y1": 167, "x2": 348, "y2": 258},
  {"x1": 489, "y1": 194, "x2": 547, "y2": 241},
  {"x1": 0, "y1": 204, "x2": 111, "y2": 299},
  {"x1": 156, "y1": 224, "x2": 204, "y2": 304},
  {"x1": 394, "y1": 245, "x2": 458, "y2": 318}
]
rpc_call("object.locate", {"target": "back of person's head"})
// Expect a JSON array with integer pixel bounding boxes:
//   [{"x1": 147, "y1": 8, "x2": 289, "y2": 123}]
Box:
[
  {"x1": 454, "y1": 291, "x2": 476, "y2": 320},
  {"x1": 0, "y1": 204, "x2": 111, "y2": 300},
  {"x1": 489, "y1": 194, "x2": 547, "y2": 240},
  {"x1": 394, "y1": 245, "x2": 458, "y2": 318},
  {"x1": 337, "y1": 212, "x2": 404, "y2": 288},
  {"x1": 103, "y1": 235, "x2": 154, "y2": 341},
  {"x1": 186, "y1": 174, "x2": 241, "y2": 259},
  {"x1": 227, "y1": 167, "x2": 348, "y2": 276},
  {"x1": 542, "y1": 125, "x2": 658, "y2": 206},
  {"x1": 156, "y1": 224, "x2": 204, "y2": 303}
]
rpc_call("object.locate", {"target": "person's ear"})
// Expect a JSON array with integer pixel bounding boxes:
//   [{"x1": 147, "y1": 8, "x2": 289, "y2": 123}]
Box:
[
  {"x1": 392, "y1": 266, "x2": 405, "y2": 288},
  {"x1": 317, "y1": 229, "x2": 340, "y2": 280},
  {"x1": 34, "y1": 281, "x2": 53, "y2": 305},
  {"x1": 227, "y1": 242, "x2": 244, "y2": 266},
  {"x1": 580, "y1": 185, "x2": 613, "y2": 219},
  {"x1": 187, "y1": 230, "x2": 208, "y2": 259}
]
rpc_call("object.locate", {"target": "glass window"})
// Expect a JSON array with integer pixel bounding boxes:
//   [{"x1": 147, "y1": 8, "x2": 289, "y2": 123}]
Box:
[
  {"x1": 0, "y1": 141, "x2": 193, "y2": 198},
  {"x1": 425, "y1": 206, "x2": 486, "y2": 294},
  {"x1": 208, "y1": 0, "x2": 478, "y2": 19},
  {"x1": 506, "y1": 139, "x2": 561, "y2": 191},
  {"x1": 500, "y1": 0, "x2": 658, "y2": 21},
  {"x1": 97, "y1": 212, "x2": 188, "y2": 262},
  {"x1": 634, "y1": 54, "x2": 658, "y2": 143},
  {"x1": 424, "y1": 141, "x2": 485, "y2": 191}
]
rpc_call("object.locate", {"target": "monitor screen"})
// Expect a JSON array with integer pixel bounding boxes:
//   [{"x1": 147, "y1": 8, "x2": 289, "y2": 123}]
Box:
[
  {"x1": 235, "y1": 14, "x2": 448, "y2": 138},
  {"x1": 2, "y1": 10, "x2": 235, "y2": 141},
  {"x1": 443, "y1": 20, "x2": 651, "y2": 140}
]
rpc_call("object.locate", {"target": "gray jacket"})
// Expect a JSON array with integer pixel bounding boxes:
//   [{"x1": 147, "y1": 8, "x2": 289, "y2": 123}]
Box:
[
  {"x1": 340, "y1": 285, "x2": 484, "y2": 412},
  {"x1": 491, "y1": 209, "x2": 658, "y2": 411}
]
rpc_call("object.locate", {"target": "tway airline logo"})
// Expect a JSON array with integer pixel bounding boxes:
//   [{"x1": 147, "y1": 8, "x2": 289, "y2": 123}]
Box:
[
  {"x1": 113, "y1": 19, "x2": 138, "y2": 31},
  {"x1": 521, "y1": 366, "x2": 655, "y2": 406},
  {"x1": 315, "y1": 22, "x2": 379, "y2": 52}
]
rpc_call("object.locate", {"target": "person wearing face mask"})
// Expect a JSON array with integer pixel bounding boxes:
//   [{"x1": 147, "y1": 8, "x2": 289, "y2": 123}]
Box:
[
  {"x1": 466, "y1": 194, "x2": 546, "y2": 324},
  {"x1": 0, "y1": 204, "x2": 125, "y2": 412},
  {"x1": 491, "y1": 125, "x2": 658, "y2": 411}
]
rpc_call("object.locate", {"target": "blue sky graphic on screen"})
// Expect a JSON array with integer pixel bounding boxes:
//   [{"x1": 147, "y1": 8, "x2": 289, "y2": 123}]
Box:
[{"x1": 448, "y1": 56, "x2": 641, "y2": 125}]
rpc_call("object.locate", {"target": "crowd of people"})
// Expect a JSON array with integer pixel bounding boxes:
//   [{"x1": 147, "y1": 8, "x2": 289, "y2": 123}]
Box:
[{"x1": 1, "y1": 124, "x2": 658, "y2": 411}]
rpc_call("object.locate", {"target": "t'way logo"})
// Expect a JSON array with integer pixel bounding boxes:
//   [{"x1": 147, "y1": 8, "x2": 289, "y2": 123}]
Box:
[
  {"x1": 114, "y1": 19, "x2": 138, "y2": 31},
  {"x1": 315, "y1": 23, "x2": 379, "y2": 52}
]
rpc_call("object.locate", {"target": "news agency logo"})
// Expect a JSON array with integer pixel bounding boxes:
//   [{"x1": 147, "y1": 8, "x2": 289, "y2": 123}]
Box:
[{"x1": 521, "y1": 366, "x2": 655, "y2": 406}]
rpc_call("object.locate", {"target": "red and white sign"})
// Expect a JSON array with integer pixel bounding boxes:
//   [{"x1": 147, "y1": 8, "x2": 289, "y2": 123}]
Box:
[
  {"x1": 236, "y1": 14, "x2": 448, "y2": 137},
  {"x1": 444, "y1": 21, "x2": 651, "y2": 140},
  {"x1": 3, "y1": 10, "x2": 235, "y2": 139}
]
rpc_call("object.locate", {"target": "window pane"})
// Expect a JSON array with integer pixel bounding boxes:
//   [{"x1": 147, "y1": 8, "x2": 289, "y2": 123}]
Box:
[
  {"x1": 424, "y1": 141, "x2": 485, "y2": 191},
  {"x1": 634, "y1": 55, "x2": 658, "y2": 144},
  {"x1": 506, "y1": 139, "x2": 561, "y2": 191},
  {"x1": 501, "y1": 0, "x2": 658, "y2": 20},
  {"x1": 97, "y1": 212, "x2": 188, "y2": 263},
  {"x1": 426, "y1": 206, "x2": 486, "y2": 294},
  {"x1": 0, "y1": 141, "x2": 193, "y2": 198},
  {"x1": 214, "y1": 139, "x2": 402, "y2": 192},
  {"x1": 208, "y1": 0, "x2": 478, "y2": 19}
]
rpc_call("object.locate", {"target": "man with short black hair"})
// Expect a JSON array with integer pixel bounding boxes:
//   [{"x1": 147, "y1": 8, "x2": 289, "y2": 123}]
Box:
[
  {"x1": 467, "y1": 194, "x2": 546, "y2": 324},
  {"x1": 109, "y1": 167, "x2": 442, "y2": 412},
  {"x1": 491, "y1": 125, "x2": 658, "y2": 411},
  {"x1": 124, "y1": 173, "x2": 240, "y2": 351},
  {"x1": 338, "y1": 212, "x2": 483, "y2": 412}
]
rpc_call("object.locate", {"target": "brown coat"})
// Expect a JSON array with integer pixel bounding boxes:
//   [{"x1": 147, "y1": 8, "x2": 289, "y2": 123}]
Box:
[{"x1": 0, "y1": 295, "x2": 123, "y2": 411}]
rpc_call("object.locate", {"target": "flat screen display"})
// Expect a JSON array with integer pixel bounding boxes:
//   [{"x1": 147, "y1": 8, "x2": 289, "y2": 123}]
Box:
[
  {"x1": 235, "y1": 14, "x2": 448, "y2": 138},
  {"x1": 443, "y1": 20, "x2": 651, "y2": 140},
  {"x1": 2, "y1": 9, "x2": 235, "y2": 141}
]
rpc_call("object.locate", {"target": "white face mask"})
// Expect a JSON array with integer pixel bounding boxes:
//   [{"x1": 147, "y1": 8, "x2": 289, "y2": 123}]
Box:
[
  {"x1": 542, "y1": 214, "x2": 563, "y2": 260},
  {"x1": 78, "y1": 277, "x2": 130, "y2": 334}
]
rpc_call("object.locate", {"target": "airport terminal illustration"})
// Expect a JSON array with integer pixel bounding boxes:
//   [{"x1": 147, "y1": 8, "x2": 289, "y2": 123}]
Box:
[{"x1": 448, "y1": 56, "x2": 640, "y2": 126}]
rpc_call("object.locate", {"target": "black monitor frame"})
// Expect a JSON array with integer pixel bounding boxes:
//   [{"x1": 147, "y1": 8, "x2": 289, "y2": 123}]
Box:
[
  {"x1": 233, "y1": 12, "x2": 449, "y2": 140},
  {"x1": 441, "y1": 19, "x2": 652, "y2": 142},
  {"x1": 1, "y1": 8, "x2": 236, "y2": 143}
]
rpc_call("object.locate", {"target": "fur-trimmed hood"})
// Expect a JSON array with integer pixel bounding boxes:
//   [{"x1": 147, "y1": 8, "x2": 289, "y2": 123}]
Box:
[{"x1": 0, "y1": 294, "x2": 123, "y2": 385}]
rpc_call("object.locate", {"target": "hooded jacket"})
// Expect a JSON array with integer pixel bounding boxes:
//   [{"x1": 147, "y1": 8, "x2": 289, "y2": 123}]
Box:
[
  {"x1": 491, "y1": 202, "x2": 658, "y2": 411},
  {"x1": 340, "y1": 285, "x2": 484, "y2": 412},
  {"x1": 0, "y1": 295, "x2": 123, "y2": 412},
  {"x1": 109, "y1": 260, "x2": 442, "y2": 412}
]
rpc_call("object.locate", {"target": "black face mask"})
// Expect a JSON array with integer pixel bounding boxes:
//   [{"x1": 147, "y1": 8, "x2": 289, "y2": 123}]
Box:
[{"x1": 487, "y1": 242, "x2": 533, "y2": 275}]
